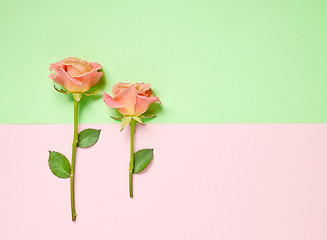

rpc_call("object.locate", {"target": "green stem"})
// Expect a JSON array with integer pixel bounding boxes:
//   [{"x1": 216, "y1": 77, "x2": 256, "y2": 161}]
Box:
[
  {"x1": 70, "y1": 99, "x2": 79, "y2": 221},
  {"x1": 129, "y1": 118, "x2": 136, "y2": 198}
]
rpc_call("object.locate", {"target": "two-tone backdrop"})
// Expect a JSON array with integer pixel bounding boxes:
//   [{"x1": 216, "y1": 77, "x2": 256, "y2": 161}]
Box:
[{"x1": 1, "y1": 0, "x2": 327, "y2": 239}]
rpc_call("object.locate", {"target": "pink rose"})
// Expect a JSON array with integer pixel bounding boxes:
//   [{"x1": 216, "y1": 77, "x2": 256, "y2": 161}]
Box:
[
  {"x1": 103, "y1": 82, "x2": 161, "y2": 116},
  {"x1": 49, "y1": 57, "x2": 103, "y2": 93}
]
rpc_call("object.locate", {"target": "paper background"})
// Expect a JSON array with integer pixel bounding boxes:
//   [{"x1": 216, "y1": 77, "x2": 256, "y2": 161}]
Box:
[
  {"x1": 1, "y1": 0, "x2": 327, "y2": 123},
  {"x1": 1, "y1": 124, "x2": 327, "y2": 239},
  {"x1": 1, "y1": 1, "x2": 327, "y2": 239}
]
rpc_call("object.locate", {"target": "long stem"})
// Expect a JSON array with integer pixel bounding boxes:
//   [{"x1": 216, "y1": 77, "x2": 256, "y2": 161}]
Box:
[
  {"x1": 70, "y1": 99, "x2": 79, "y2": 221},
  {"x1": 129, "y1": 118, "x2": 136, "y2": 198}
]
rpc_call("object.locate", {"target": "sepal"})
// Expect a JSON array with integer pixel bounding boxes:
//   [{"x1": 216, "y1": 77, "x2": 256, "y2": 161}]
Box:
[
  {"x1": 83, "y1": 89, "x2": 102, "y2": 96},
  {"x1": 54, "y1": 85, "x2": 68, "y2": 94},
  {"x1": 111, "y1": 116, "x2": 123, "y2": 120},
  {"x1": 73, "y1": 93, "x2": 82, "y2": 102},
  {"x1": 140, "y1": 114, "x2": 156, "y2": 119},
  {"x1": 121, "y1": 116, "x2": 131, "y2": 131},
  {"x1": 132, "y1": 116, "x2": 144, "y2": 124}
]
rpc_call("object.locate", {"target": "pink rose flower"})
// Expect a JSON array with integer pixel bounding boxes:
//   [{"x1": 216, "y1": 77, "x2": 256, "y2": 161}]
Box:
[
  {"x1": 103, "y1": 82, "x2": 161, "y2": 116},
  {"x1": 49, "y1": 57, "x2": 103, "y2": 93}
]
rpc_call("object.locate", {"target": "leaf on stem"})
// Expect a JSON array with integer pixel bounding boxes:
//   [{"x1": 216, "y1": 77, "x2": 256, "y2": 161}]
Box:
[
  {"x1": 48, "y1": 151, "x2": 71, "y2": 179},
  {"x1": 77, "y1": 128, "x2": 101, "y2": 148},
  {"x1": 133, "y1": 149, "x2": 154, "y2": 174}
]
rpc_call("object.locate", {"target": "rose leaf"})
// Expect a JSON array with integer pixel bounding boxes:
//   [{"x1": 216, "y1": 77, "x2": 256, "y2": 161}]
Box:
[
  {"x1": 133, "y1": 149, "x2": 154, "y2": 174},
  {"x1": 77, "y1": 129, "x2": 101, "y2": 148},
  {"x1": 48, "y1": 151, "x2": 71, "y2": 179}
]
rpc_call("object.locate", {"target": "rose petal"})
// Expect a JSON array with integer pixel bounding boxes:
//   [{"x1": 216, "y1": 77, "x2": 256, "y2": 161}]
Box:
[
  {"x1": 89, "y1": 62, "x2": 102, "y2": 70},
  {"x1": 49, "y1": 63, "x2": 61, "y2": 74},
  {"x1": 103, "y1": 92, "x2": 124, "y2": 108},
  {"x1": 56, "y1": 68, "x2": 84, "y2": 92},
  {"x1": 134, "y1": 95, "x2": 160, "y2": 116},
  {"x1": 144, "y1": 88, "x2": 155, "y2": 97},
  {"x1": 113, "y1": 85, "x2": 140, "y2": 115},
  {"x1": 62, "y1": 57, "x2": 79, "y2": 62},
  {"x1": 64, "y1": 59, "x2": 92, "y2": 76},
  {"x1": 135, "y1": 83, "x2": 151, "y2": 92},
  {"x1": 74, "y1": 69, "x2": 102, "y2": 92},
  {"x1": 94, "y1": 71, "x2": 103, "y2": 84},
  {"x1": 134, "y1": 83, "x2": 155, "y2": 97},
  {"x1": 66, "y1": 65, "x2": 84, "y2": 77},
  {"x1": 49, "y1": 57, "x2": 72, "y2": 73},
  {"x1": 48, "y1": 73, "x2": 57, "y2": 80},
  {"x1": 112, "y1": 82, "x2": 133, "y2": 96},
  {"x1": 48, "y1": 73, "x2": 66, "y2": 89},
  {"x1": 103, "y1": 92, "x2": 126, "y2": 115}
]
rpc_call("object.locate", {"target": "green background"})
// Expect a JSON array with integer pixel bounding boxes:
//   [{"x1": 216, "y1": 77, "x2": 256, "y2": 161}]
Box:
[{"x1": 1, "y1": 0, "x2": 326, "y2": 123}]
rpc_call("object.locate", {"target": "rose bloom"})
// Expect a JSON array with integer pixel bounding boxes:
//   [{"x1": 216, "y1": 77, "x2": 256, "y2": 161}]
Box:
[
  {"x1": 103, "y1": 82, "x2": 160, "y2": 116},
  {"x1": 49, "y1": 57, "x2": 103, "y2": 93}
]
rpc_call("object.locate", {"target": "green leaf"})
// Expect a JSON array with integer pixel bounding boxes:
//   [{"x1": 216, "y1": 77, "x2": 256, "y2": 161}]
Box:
[
  {"x1": 77, "y1": 128, "x2": 101, "y2": 148},
  {"x1": 48, "y1": 151, "x2": 71, "y2": 179},
  {"x1": 133, "y1": 149, "x2": 154, "y2": 174}
]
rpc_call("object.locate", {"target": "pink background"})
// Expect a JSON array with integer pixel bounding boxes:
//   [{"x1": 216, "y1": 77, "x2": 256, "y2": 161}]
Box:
[{"x1": 1, "y1": 124, "x2": 327, "y2": 239}]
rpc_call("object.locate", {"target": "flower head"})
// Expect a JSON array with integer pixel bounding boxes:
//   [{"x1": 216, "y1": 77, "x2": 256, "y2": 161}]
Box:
[
  {"x1": 103, "y1": 82, "x2": 161, "y2": 130},
  {"x1": 49, "y1": 57, "x2": 103, "y2": 93},
  {"x1": 104, "y1": 82, "x2": 160, "y2": 116}
]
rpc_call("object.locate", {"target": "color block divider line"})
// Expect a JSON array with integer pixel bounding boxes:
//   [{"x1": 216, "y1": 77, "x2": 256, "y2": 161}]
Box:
[{"x1": 1, "y1": 124, "x2": 327, "y2": 240}]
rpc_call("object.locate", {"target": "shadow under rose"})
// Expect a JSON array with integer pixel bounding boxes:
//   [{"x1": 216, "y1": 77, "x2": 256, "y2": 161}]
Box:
[{"x1": 142, "y1": 102, "x2": 163, "y2": 123}]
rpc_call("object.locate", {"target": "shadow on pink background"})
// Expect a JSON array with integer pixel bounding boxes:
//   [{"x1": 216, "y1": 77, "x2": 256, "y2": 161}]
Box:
[{"x1": 1, "y1": 124, "x2": 327, "y2": 239}]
